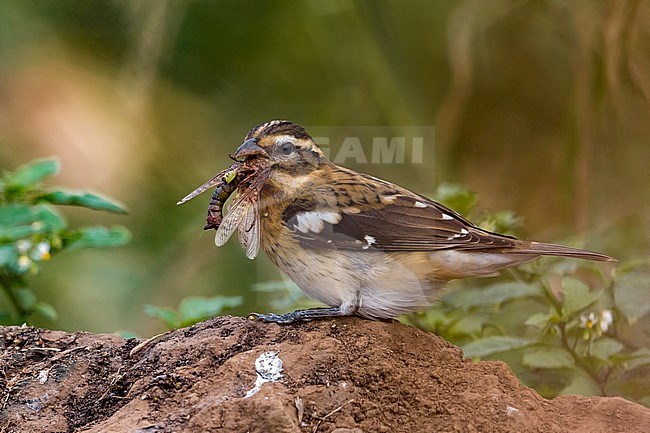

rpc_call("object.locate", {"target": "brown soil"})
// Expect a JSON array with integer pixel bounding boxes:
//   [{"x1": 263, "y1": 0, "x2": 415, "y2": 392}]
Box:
[{"x1": 1, "y1": 317, "x2": 648, "y2": 433}]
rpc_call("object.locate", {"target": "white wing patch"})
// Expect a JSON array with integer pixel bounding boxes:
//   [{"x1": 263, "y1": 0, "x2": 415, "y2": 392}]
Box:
[
  {"x1": 380, "y1": 194, "x2": 398, "y2": 205},
  {"x1": 362, "y1": 235, "x2": 376, "y2": 250},
  {"x1": 294, "y1": 211, "x2": 341, "y2": 234},
  {"x1": 414, "y1": 201, "x2": 427, "y2": 208},
  {"x1": 441, "y1": 213, "x2": 454, "y2": 220}
]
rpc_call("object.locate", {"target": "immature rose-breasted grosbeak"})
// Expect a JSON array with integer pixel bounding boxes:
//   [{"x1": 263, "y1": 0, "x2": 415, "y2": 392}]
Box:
[{"x1": 184, "y1": 120, "x2": 614, "y2": 324}]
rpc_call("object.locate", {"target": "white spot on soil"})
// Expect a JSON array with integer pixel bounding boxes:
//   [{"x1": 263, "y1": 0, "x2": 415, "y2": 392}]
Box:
[
  {"x1": 506, "y1": 405, "x2": 519, "y2": 416},
  {"x1": 38, "y1": 369, "x2": 49, "y2": 384},
  {"x1": 245, "y1": 352, "x2": 283, "y2": 398}
]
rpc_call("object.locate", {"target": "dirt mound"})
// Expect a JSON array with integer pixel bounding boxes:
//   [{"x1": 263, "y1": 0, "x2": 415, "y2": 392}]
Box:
[{"x1": 1, "y1": 317, "x2": 648, "y2": 433}]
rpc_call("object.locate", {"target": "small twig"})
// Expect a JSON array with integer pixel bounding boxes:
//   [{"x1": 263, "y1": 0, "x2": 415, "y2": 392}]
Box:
[
  {"x1": 25, "y1": 346, "x2": 62, "y2": 352},
  {"x1": 50, "y1": 346, "x2": 87, "y2": 362},
  {"x1": 294, "y1": 395, "x2": 304, "y2": 424},
  {"x1": 312, "y1": 399, "x2": 355, "y2": 433},
  {"x1": 129, "y1": 331, "x2": 172, "y2": 357},
  {"x1": 1, "y1": 392, "x2": 10, "y2": 411},
  {"x1": 559, "y1": 323, "x2": 603, "y2": 390}
]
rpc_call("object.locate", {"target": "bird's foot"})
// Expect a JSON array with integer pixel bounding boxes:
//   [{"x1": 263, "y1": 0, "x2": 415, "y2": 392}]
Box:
[
  {"x1": 248, "y1": 307, "x2": 352, "y2": 324},
  {"x1": 247, "y1": 312, "x2": 298, "y2": 324}
]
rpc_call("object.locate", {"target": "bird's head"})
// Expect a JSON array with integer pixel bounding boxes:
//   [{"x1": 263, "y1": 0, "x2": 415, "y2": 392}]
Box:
[{"x1": 233, "y1": 120, "x2": 326, "y2": 175}]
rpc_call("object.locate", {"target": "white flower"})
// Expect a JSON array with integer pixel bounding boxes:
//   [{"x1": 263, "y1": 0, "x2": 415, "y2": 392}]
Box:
[
  {"x1": 580, "y1": 312, "x2": 597, "y2": 329},
  {"x1": 580, "y1": 310, "x2": 614, "y2": 337},
  {"x1": 599, "y1": 310, "x2": 614, "y2": 333},
  {"x1": 30, "y1": 241, "x2": 51, "y2": 261},
  {"x1": 17, "y1": 255, "x2": 31, "y2": 272},
  {"x1": 16, "y1": 240, "x2": 32, "y2": 254}
]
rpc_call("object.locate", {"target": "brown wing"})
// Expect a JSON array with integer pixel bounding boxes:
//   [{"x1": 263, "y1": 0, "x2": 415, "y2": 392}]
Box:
[{"x1": 284, "y1": 194, "x2": 518, "y2": 252}]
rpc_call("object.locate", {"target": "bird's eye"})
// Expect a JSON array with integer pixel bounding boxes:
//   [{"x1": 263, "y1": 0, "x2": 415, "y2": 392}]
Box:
[{"x1": 279, "y1": 142, "x2": 295, "y2": 155}]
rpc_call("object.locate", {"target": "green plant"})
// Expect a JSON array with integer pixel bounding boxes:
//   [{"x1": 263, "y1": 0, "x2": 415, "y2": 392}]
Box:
[
  {"x1": 403, "y1": 184, "x2": 650, "y2": 406},
  {"x1": 144, "y1": 295, "x2": 243, "y2": 329},
  {"x1": 0, "y1": 158, "x2": 131, "y2": 325}
]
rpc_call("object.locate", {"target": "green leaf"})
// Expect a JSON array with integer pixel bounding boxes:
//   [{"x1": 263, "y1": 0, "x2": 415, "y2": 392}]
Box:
[
  {"x1": 560, "y1": 277, "x2": 601, "y2": 319},
  {"x1": 178, "y1": 295, "x2": 243, "y2": 327},
  {"x1": 443, "y1": 282, "x2": 542, "y2": 310},
  {"x1": 6, "y1": 158, "x2": 60, "y2": 188},
  {"x1": 522, "y1": 346, "x2": 575, "y2": 369},
  {"x1": 589, "y1": 338, "x2": 623, "y2": 362},
  {"x1": 0, "y1": 224, "x2": 44, "y2": 241},
  {"x1": 447, "y1": 311, "x2": 490, "y2": 337},
  {"x1": 114, "y1": 330, "x2": 140, "y2": 339},
  {"x1": 614, "y1": 348, "x2": 650, "y2": 369},
  {"x1": 37, "y1": 190, "x2": 128, "y2": 214},
  {"x1": 33, "y1": 206, "x2": 66, "y2": 231},
  {"x1": 34, "y1": 302, "x2": 58, "y2": 321},
  {"x1": 67, "y1": 226, "x2": 131, "y2": 250},
  {"x1": 0, "y1": 204, "x2": 35, "y2": 227},
  {"x1": 403, "y1": 308, "x2": 451, "y2": 332},
  {"x1": 559, "y1": 372, "x2": 600, "y2": 397},
  {"x1": 144, "y1": 304, "x2": 179, "y2": 329},
  {"x1": 15, "y1": 288, "x2": 37, "y2": 310},
  {"x1": 0, "y1": 204, "x2": 65, "y2": 240},
  {"x1": 477, "y1": 210, "x2": 523, "y2": 235},
  {"x1": 462, "y1": 336, "x2": 531, "y2": 358},
  {"x1": 524, "y1": 312, "x2": 551, "y2": 329},
  {"x1": 614, "y1": 269, "x2": 650, "y2": 322},
  {"x1": 434, "y1": 183, "x2": 476, "y2": 215},
  {"x1": 0, "y1": 311, "x2": 13, "y2": 325},
  {"x1": 0, "y1": 245, "x2": 18, "y2": 266},
  {"x1": 145, "y1": 295, "x2": 244, "y2": 329}
]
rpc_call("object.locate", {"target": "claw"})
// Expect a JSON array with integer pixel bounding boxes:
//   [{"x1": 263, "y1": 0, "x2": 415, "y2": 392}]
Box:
[{"x1": 248, "y1": 312, "x2": 297, "y2": 324}]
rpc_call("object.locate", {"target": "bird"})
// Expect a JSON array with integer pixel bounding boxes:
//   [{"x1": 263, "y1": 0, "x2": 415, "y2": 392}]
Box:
[{"x1": 206, "y1": 120, "x2": 615, "y2": 324}]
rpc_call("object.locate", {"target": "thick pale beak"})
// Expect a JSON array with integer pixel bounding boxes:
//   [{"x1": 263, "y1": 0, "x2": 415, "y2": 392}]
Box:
[{"x1": 234, "y1": 139, "x2": 266, "y2": 160}]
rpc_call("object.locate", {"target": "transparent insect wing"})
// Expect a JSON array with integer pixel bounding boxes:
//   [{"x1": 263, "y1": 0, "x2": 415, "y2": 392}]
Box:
[
  {"x1": 177, "y1": 169, "x2": 229, "y2": 205},
  {"x1": 242, "y1": 204, "x2": 261, "y2": 260},
  {"x1": 237, "y1": 200, "x2": 256, "y2": 248},
  {"x1": 215, "y1": 194, "x2": 248, "y2": 246}
]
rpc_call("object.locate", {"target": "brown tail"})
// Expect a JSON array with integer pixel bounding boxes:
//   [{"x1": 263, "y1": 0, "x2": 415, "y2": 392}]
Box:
[{"x1": 515, "y1": 241, "x2": 616, "y2": 262}]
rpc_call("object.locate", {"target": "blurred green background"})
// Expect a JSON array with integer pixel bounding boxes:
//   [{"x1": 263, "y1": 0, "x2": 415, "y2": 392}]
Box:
[{"x1": 1, "y1": 0, "x2": 648, "y2": 336}]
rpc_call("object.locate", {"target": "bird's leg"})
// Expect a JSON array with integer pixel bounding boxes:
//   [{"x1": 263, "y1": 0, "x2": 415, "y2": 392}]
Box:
[{"x1": 248, "y1": 306, "x2": 356, "y2": 324}]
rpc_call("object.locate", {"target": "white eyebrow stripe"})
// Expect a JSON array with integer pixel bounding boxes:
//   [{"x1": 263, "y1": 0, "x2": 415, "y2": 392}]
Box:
[
  {"x1": 274, "y1": 135, "x2": 297, "y2": 145},
  {"x1": 293, "y1": 211, "x2": 342, "y2": 234}
]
